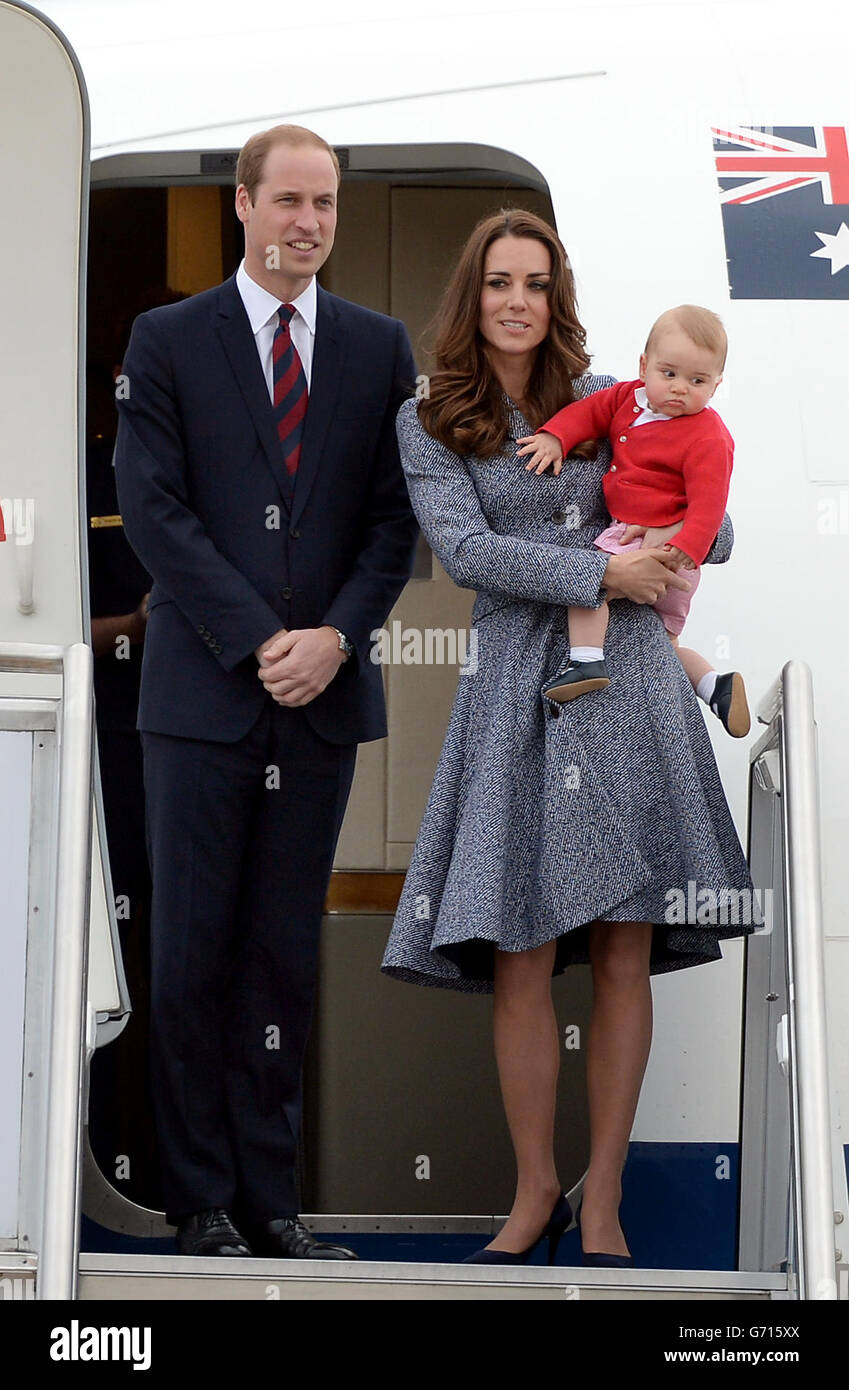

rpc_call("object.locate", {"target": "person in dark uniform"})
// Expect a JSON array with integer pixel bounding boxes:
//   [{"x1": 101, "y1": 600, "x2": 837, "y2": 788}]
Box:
[
  {"x1": 85, "y1": 297, "x2": 184, "y2": 1206},
  {"x1": 86, "y1": 363, "x2": 156, "y2": 1202}
]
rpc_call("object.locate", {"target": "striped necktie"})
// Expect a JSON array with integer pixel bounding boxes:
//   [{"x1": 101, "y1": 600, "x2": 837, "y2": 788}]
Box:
[{"x1": 272, "y1": 304, "x2": 308, "y2": 476}]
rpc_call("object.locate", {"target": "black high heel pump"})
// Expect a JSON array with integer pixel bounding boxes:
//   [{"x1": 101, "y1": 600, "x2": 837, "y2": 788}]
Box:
[
  {"x1": 576, "y1": 1199, "x2": 634, "y2": 1268},
  {"x1": 461, "y1": 1192, "x2": 575, "y2": 1266}
]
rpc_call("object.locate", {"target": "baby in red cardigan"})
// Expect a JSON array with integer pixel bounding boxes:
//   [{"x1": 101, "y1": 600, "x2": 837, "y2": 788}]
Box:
[{"x1": 516, "y1": 304, "x2": 749, "y2": 737}]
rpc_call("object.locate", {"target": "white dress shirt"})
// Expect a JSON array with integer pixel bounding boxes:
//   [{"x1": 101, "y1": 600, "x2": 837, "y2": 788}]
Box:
[
  {"x1": 235, "y1": 259, "x2": 317, "y2": 398},
  {"x1": 632, "y1": 384, "x2": 674, "y2": 428}
]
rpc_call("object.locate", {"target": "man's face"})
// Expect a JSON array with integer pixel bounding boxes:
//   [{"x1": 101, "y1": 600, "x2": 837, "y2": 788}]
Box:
[
  {"x1": 236, "y1": 143, "x2": 338, "y2": 291},
  {"x1": 639, "y1": 328, "x2": 723, "y2": 417}
]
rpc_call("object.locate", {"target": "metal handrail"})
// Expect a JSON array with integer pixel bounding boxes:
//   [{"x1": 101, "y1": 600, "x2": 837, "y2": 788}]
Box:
[
  {"x1": 0, "y1": 641, "x2": 93, "y2": 1300},
  {"x1": 779, "y1": 663, "x2": 836, "y2": 1298},
  {"x1": 746, "y1": 660, "x2": 836, "y2": 1299}
]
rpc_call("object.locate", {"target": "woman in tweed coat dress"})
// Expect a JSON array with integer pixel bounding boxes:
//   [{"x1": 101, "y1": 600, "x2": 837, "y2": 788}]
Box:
[{"x1": 381, "y1": 211, "x2": 755, "y2": 1265}]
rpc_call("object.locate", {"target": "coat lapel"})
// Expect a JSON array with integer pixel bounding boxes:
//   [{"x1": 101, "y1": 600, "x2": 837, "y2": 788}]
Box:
[
  {"x1": 215, "y1": 275, "x2": 292, "y2": 513},
  {"x1": 290, "y1": 286, "x2": 344, "y2": 530}
]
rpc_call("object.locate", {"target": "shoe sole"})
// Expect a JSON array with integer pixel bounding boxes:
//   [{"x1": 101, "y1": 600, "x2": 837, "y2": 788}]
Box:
[
  {"x1": 725, "y1": 672, "x2": 751, "y2": 738},
  {"x1": 544, "y1": 677, "x2": 610, "y2": 703}
]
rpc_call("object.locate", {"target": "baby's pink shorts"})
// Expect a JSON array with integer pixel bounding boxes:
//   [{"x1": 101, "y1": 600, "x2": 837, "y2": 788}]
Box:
[{"x1": 593, "y1": 520, "x2": 700, "y2": 637}]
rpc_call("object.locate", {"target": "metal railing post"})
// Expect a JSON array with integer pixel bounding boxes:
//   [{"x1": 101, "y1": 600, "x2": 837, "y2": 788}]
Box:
[
  {"x1": 0, "y1": 643, "x2": 95, "y2": 1300},
  {"x1": 781, "y1": 660, "x2": 836, "y2": 1299}
]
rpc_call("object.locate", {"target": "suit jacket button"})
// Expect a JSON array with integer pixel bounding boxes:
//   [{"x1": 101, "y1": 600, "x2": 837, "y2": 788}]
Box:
[
  {"x1": 280, "y1": 586, "x2": 293, "y2": 599},
  {"x1": 196, "y1": 624, "x2": 205, "y2": 635},
  {"x1": 213, "y1": 643, "x2": 222, "y2": 654},
  {"x1": 290, "y1": 528, "x2": 300, "y2": 538},
  {"x1": 618, "y1": 434, "x2": 627, "y2": 442}
]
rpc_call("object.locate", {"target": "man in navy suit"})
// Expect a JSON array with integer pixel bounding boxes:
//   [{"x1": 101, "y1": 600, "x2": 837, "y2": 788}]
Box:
[{"x1": 114, "y1": 125, "x2": 418, "y2": 1258}]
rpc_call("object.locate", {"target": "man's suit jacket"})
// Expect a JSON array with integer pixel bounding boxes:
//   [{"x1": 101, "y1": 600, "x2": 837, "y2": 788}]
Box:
[{"x1": 113, "y1": 274, "x2": 419, "y2": 745}]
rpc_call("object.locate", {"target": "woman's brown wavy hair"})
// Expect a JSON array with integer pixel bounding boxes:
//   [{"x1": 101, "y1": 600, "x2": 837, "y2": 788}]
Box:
[{"x1": 418, "y1": 209, "x2": 596, "y2": 460}]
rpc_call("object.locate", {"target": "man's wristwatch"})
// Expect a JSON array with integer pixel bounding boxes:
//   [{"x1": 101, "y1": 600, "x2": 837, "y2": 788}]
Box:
[{"x1": 331, "y1": 627, "x2": 354, "y2": 660}]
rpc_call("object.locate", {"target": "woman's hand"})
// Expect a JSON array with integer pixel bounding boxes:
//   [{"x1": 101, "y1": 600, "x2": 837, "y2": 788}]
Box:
[
  {"x1": 516, "y1": 431, "x2": 565, "y2": 475},
  {"x1": 603, "y1": 548, "x2": 691, "y2": 605}
]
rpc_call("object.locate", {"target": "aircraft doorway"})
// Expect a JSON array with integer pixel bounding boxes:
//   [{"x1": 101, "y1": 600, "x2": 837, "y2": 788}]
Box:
[{"x1": 84, "y1": 146, "x2": 596, "y2": 1230}]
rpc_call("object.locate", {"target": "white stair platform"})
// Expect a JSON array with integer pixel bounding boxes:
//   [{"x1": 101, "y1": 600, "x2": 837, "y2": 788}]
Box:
[{"x1": 0, "y1": 1253, "x2": 790, "y2": 1301}]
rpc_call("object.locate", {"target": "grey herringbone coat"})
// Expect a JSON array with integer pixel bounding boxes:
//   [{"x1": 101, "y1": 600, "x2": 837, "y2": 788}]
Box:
[{"x1": 381, "y1": 377, "x2": 755, "y2": 993}]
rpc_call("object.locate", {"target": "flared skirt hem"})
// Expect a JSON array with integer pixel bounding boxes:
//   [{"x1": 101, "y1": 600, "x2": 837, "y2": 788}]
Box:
[{"x1": 381, "y1": 913, "x2": 755, "y2": 995}]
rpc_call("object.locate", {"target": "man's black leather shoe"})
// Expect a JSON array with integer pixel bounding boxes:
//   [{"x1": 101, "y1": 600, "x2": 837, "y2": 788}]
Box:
[
  {"x1": 248, "y1": 1217, "x2": 358, "y2": 1260},
  {"x1": 176, "y1": 1208, "x2": 253, "y2": 1257}
]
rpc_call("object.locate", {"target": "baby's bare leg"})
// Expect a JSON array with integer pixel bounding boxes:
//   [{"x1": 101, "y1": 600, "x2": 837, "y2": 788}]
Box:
[
  {"x1": 669, "y1": 634, "x2": 751, "y2": 737},
  {"x1": 667, "y1": 632, "x2": 712, "y2": 688},
  {"x1": 567, "y1": 602, "x2": 610, "y2": 649},
  {"x1": 543, "y1": 602, "x2": 611, "y2": 702}
]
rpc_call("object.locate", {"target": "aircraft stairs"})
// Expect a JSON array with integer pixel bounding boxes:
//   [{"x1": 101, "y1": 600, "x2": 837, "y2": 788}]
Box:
[{"x1": 0, "y1": 646, "x2": 840, "y2": 1302}]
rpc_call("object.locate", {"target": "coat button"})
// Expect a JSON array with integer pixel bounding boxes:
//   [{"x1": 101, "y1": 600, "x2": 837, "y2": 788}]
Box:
[
  {"x1": 280, "y1": 586, "x2": 293, "y2": 599},
  {"x1": 548, "y1": 702, "x2": 561, "y2": 719},
  {"x1": 618, "y1": 434, "x2": 627, "y2": 442},
  {"x1": 551, "y1": 510, "x2": 566, "y2": 523}
]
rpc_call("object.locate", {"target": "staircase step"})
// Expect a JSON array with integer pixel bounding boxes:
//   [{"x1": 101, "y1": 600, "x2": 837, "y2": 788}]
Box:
[{"x1": 71, "y1": 1254, "x2": 789, "y2": 1301}]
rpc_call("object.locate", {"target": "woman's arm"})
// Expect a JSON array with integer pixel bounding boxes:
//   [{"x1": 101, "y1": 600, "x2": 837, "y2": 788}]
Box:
[{"x1": 396, "y1": 399, "x2": 608, "y2": 609}]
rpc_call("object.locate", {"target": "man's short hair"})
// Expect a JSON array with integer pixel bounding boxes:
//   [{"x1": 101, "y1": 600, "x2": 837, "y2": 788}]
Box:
[
  {"x1": 235, "y1": 124, "x2": 341, "y2": 203},
  {"x1": 645, "y1": 305, "x2": 728, "y2": 371}
]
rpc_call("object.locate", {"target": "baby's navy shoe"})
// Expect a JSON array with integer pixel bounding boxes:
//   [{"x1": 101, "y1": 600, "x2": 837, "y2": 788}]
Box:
[
  {"x1": 543, "y1": 659, "x2": 610, "y2": 704},
  {"x1": 710, "y1": 671, "x2": 751, "y2": 738}
]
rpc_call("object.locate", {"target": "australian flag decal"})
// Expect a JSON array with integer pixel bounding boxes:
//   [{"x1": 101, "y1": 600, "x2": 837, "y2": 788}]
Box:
[{"x1": 713, "y1": 126, "x2": 849, "y2": 299}]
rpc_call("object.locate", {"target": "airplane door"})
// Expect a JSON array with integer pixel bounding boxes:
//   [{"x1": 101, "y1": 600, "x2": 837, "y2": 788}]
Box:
[{"x1": 0, "y1": 0, "x2": 130, "y2": 1246}]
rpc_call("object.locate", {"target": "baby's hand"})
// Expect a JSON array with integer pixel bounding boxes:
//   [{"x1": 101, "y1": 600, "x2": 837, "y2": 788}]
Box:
[
  {"x1": 620, "y1": 523, "x2": 648, "y2": 545},
  {"x1": 516, "y1": 432, "x2": 564, "y2": 475},
  {"x1": 662, "y1": 544, "x2": 696, "y2": 570}
]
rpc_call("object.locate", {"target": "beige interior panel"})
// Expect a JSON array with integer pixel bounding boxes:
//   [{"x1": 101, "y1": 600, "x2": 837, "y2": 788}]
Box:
[
  {"x1": 303, "y1": 916, "x2": 591, "y2": 1214},
  {"x1": 333, "y1": 181, "x2": 554, "y2": 871},
  {"x1": 333, "y1": 727, "x2": 387, "y2": 869},
  {"x1": 320, "y1": 181, "x2": 390, "y2": 312},
  {"x1": 390, "y1": 186, "x2": 553, "y2": 372}
]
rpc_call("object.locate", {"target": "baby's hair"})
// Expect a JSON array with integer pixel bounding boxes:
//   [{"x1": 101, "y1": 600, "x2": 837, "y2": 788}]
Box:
[{"x1": 645, "y1": 305, "x2": 727, "y2": 371}]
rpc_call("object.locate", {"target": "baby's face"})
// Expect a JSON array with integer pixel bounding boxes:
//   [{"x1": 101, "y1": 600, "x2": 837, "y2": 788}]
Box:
[{"x1": 639, "y1": 328, "x2": 723, "y2": 417}]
